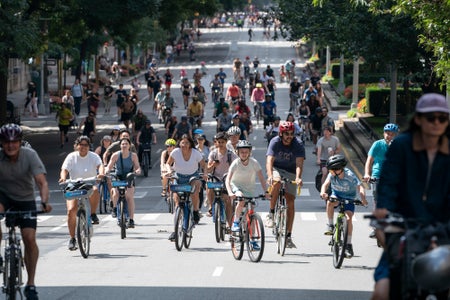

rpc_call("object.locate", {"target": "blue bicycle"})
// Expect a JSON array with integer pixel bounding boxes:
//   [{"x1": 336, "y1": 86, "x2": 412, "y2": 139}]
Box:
[
  {"x1": 207, "y1": 174, "x2": 228, "y2": 243},
  {"x1": 98, "y1": 176, "x2": 111, "y2": 214},
  {"x1": 110, "y1": 173, "x2": 134, "y2": 239}
]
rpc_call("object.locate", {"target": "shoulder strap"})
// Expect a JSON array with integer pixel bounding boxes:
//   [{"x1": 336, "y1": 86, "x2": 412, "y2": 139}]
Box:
[{"x1": 227, "y1": 150, "x2": 232, "y2": 165}]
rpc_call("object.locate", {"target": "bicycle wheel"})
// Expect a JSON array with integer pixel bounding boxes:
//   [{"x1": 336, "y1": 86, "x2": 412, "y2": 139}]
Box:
[
  {"x1": 213, "y1": 200, "x2": 221, "y2": 243},
  {"x1": 246, "y1": 213, "x2": 265, "y2": 262},
  {"x1": 174, "y1": 206, "x2": 184, "y2": 251},
  {"x1": 219, "y1": 202, "x2": 226, "y2": 242},
  {"x1": 4, "y1": 245, "x2": 20, "y2": 300},
  {"x1": 143, "y1": 152, "x2": 149, "y2": 177},
  {"x1": 119, "y1": 200, "x2": 126, "y2": 239},
  {"x1": 76, "y1": 209, "x2": 90, "y2": 258},
  {"x1": 99, "y1": 183, "x2": 111, "y2": 214},
  {"x1": 167, "y1": 192, "x2": 174, "y2": 214},
  {"x1": 277, "y1": 207, "x2": 288, "y2": 256},
  {"x1": 230, "y1": 219, "x2": 244, "y2": 260},
  {"x1": 333, "y1": 217, "x2": 348, "y2": 268},
  {"x1": 183, "y1": 206, "x2": 193, "y2": 249}
]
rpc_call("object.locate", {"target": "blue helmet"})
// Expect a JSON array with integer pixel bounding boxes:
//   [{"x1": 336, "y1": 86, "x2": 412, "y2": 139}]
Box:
[{"x1": 383, "y1": 123, "x2": 399, "y2": 133}]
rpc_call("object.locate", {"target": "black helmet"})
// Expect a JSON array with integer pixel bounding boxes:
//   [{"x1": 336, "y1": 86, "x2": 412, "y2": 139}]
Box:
[
  {"x1": 326, "y1": 155, "x2": 347, "y2": 170},
  {"x1": 0, "y1": 123, "x2": 23, "y2": 142}
]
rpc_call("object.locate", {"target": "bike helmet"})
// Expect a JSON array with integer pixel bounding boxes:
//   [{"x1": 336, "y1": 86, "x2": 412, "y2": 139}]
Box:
[
  {"x1": 256, "y1": 83, "x2": 263, "y2": 88},
  {"x1": 0, "y1": 123, "x2": 23, "y2": 141},
  {"x1": 236, "y1": 140, "x2": 252, "y2": 149},
  {"x1": 193, "y1": 128, "x2": 204, "y2": 135},
  {"x1": 279, "y1": 121, "x2": 294, "y2": 134},
  {"x1": 383, "y1": 123, "x2": 399, "y2": 133},
  {"x1": 214, "y1": 132, "x2": 228, "y2": 141},
  {"x1": 326, "y1": 155, "x2": 347, "y2": 170},
  {"x1": 227, "y1": 126, "x2": 241, "y2": 136},
  {"x1": 165, "y1": 138, "x2": 177, "y2": 146}
]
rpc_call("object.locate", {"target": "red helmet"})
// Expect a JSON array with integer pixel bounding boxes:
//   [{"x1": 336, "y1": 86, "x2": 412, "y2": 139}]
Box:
[
  {"x1": 279, "y1": 121, "x2": 294, "y2": 134},
  {"x1": 0, "y1": 123, "x2": 22, "y2": 142}
]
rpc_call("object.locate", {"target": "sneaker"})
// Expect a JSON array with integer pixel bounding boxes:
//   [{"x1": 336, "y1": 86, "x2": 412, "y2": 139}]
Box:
[
  {"x1": 111, "y1": 208, "x2": 117, "y2": 218},
  {"x1": 265, "y1": 213, "x2": 274, "y2": 228},
  {"x1": 68, "y1": 238, "x2": 77, "y2": 251},
  {"x1": 369, "y1": 229, "x2": 377, "y2": 239},
  {"x1": 231, "y1": 221, "x2": 240, "y2": 232},
  {"x1": 250, "y1": 240, "x2": 260, "y2": 251},
  {"x1": 324, "y1": 224, "x2": 334, "y2": 235},
  {"x1": 127, "y1": 219, "x2": 135, "y2": 228},
  {"x1": 91, "y1": 213, "x2": 100, "y2": 225},
  {"x1": 345, "y1": 244, "x2": 354, "y2": 258},
  {"x1": 161, "y1": 190, "x2": 167, "y2": 197},
  {"x1": 168, "y1": 232, "x2": 175, "y2": 242},
  {"x1": 24, "y1": 285, "x2": 39, "y2": 300},
  {"x1": 193, "y1": 211, "x2": 200, "y2": 224},
  {"x1": 286, "y1": 237, "x2": 297, "y2": 248},
  {"x1": 206, "y1": 209, "x2": 212, "y2": 217}
]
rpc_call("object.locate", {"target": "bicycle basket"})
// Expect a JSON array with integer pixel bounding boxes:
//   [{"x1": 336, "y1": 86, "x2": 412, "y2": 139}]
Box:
[
  {"x1": 207, "y1": 182, "x2": 223, "y2": 189},
  {"x1": 170, "y1": 184, "x2": 192, "y2": 193}
]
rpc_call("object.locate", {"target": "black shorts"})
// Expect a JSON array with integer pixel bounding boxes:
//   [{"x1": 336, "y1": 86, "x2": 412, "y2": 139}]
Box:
[
  {"x1": 59, "y1": 124, "x2": 70, "y2": 134},
  {"x1": 183, "y1": 91, "x2": 190, "y2": 96},
  {"x1": 0, "y1": 192, "x2": 37, "y2": 229}
]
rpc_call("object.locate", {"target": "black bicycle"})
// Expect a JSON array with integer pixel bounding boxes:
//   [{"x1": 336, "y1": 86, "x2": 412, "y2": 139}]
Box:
[
  {"x1": 207, "y1": 174, "x2": 227, "y2": 243},
  {"x1": 1, "y1": 210, "x2": 42, "y2": 300},
  {"x1": 140, "y1": 142, "x2": 152, "y2": 177}
]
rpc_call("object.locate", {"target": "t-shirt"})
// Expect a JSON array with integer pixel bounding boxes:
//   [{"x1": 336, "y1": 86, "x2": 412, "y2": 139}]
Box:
[
  {"x1": 170, "y1": 148, "x2": 204, "y2": 175},
  {"x1": 61, "y1": 151, "x2": 102, "y2": 179},
  {"x1": 208, "y1": 149, "x2": 238, "y2": 178},
  {"x1": 262, "y1": 101, "x2": 276, "y2": 116},
  {"x1": 0, "y1": 147, "x2": 46, "y2": 202},
  {"x1": 188, "y1": 102, "x2": 203, "y2": 116},
  {"x1": 367, "y1": 139, "x2": 389, "y2": 179},
  {"x1": 229, "y1": 158, "x2": 262, "y2": 197},
  {"x1": 266, "y1": 136, "x2": 305, "y2": 173},
  {"x1": 317, "y1": 136, "x2": 340, "y2": 161},
  {"x1": 327, "y1": 168, "x2": 361, "y2": 200}
]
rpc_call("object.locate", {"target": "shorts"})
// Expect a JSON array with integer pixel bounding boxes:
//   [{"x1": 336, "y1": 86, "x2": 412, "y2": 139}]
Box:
[
  {"x1": 330, "y1": 196, "x2": 355, "y2": 213},
  {"x1": 177, "y1": 172, "x2": 199, "y2": 185},
  {"x1": 0, "y1": 192, "x2": 37, "y2": 229},
  {"x1": 272, "y1": 168, "x2": 296, "y2": 196},
  {"x1": 116, "y1": 98, "x2": 125, "y2": 107},
  {"x1": 121, "y1": 112, "x2": 133, "y2": 122},
  {"x1": 183, "y1": 91, "x2": 190, "y2": 97},
  {"x1": 374, "y1": 251, "x2": 389, "y2": 281},
  {"x1": 59, "y1": 124, "x2": 70, "y2": 134}
]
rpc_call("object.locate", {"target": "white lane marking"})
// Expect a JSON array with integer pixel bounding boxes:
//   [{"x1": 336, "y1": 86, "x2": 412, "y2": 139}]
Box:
[
  {"x1": 134, "y1": 192, "x2": 147, "y2": 199},
  {"x1": 50, "y1": 223, "x2": 66, "y2": 232},
  {"x1": 141, "y1": 214, "x2": 160, "y2": 221},
  {"x1": 300, "y1": 212, "x2": 317, "y2": 221},
  {"x1": 37, "y1": 216, "x2": 52, "y2": 222},
  {"x1": 212, "y1": 266, "x2": 224, "y2": 277}
]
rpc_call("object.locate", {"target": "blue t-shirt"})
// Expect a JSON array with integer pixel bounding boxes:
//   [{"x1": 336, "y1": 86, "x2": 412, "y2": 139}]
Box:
[
  {"x1": 266, "y1": 136, "x2": 305, "y2": 173},
  {"x1": 262, "y1": 100, "x2": 276, "y2": 116},
  {"x1": 367, "y1": 139, "x2": 389, "y2": 179},
  {"x1": 327, "y1": 168, "x2": 360, "y2": 200}
]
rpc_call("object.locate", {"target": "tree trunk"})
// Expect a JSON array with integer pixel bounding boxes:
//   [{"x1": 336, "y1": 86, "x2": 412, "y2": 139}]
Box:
[{"x1": 389, "y1": 63, "x2": 398, "y2": 123}]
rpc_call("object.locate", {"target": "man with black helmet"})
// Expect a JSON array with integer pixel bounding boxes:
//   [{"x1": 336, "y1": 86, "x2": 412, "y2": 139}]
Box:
[
  {"x1": 0, "y1": 123, "x2": 52, "y2": 299},
  {"x1": 320, "y1": 154, "x2": 367, "y2": 258}
]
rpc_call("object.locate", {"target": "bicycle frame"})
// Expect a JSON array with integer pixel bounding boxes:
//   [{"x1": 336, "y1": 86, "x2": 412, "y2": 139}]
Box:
[
  {"x1": 207, "y1": 175, "x2": 227, "y2": 243},
  {"x1": 98, "y1": 177, "x2": 111, "y2": 214},
  {"x1": 171, "y1": 183, "x2": 194, "y2": 251},
  {"x1": 111, "y1": 179, "x2": 129, "y2": 239}
]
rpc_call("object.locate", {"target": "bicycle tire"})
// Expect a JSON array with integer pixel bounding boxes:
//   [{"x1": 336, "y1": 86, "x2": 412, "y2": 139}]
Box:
[
  {"x1": 231, "y1": 219, "x2": 244, "y2": 260},
  {"x1": 76, "y1": 209, "x2": 90, "y2": 258},
  {"x1": 219, "y1": 203, "x2": 226, "y2": 242},
  {"x1": 278, "y1": 207, "x2": 288, "y2": 256},
  {"x1": 99, "y1": 183, "x2": 111, "y2": 214},
  {"x1": 167, "y1": 192, "x2": 174, "y2": 214},
  {"x1": 4, "y1": 244, "x2": 19, "y2": 300},
  {"x1": 214, "y1": 201, "x2": 221, "y2": 243},
  {"x1": 119, "y1": 200, "x2": 126, "y2": 239},
  {"x1": 333, "y1": 217, "x2": 348, "y2": 268},
  {"x1": 183, "y1": 205, "x2": 192, "y2": 249},
  {"x1": 246, "y1": 213, "x2": 265, "y2": 262},
  {"x1": 174, "y1": 206, "x2": 184, "y2": 251},
  {"x1": 143, "y1": 152, "x2": 149, "y2": 177},
  {"x1": 98, "y1": 183, "x2": 104, "y2": 214}
]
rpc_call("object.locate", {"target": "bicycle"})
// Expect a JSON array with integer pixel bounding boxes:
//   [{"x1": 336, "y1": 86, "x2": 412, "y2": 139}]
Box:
[
  {"x1": 98, "y1": 176, "x2": 112, "y2": 215},
  {"x1": 253, "y1": 101, "x2": 263, "y2": 125},
  {"x1": 1, "y1": 210, "x2": 42, "y2": 300},
  {"x1": 60, "y1": 177, "x2": 97, "y2": 258},
  {"x1": 207, "y1": 174, "x2": 227, "y2": 243},
  {"x1": 272, "y1": 177, "x2": 298, "y2": 256},
  {"x1": 110, "y1": 172, "x2": 135, "y2": 239},
  {"x1": 230, "y1": 195, "x2": 265, "y2": 262},
  {"x1": 289, "y1": 93, "x2": 300, "y2": 113},
  {"x1": 171, "y1": 176, "x2": 198, "y2": 251},
  {"x1": 325, "y1": 196, "x2": 363, "y2": 268},
  {"x1": 140, "y1": 142, "x2": 152, "y2": 177},
  {"x1": 163, "y1": 175, "x2": 176, "y2": 214}
]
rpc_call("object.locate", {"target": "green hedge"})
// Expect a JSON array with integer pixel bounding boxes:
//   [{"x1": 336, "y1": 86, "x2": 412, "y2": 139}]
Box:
[{"x1": 365, "y1": 87, "x2": 422, "y2": 116}]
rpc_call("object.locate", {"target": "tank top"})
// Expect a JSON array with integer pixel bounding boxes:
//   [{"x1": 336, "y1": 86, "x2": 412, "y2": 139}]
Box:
[
  {"x1": 116, "y1": 151, "x2": 133, "y2": 180},
  {"x1": 299, "y1": 105, "x2": 309, "y2": 116}
]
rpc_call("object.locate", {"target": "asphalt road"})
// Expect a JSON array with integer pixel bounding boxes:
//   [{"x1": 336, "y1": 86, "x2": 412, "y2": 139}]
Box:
[{"x1": 15, "y1": 25, "x2": 380, "y2": 300}]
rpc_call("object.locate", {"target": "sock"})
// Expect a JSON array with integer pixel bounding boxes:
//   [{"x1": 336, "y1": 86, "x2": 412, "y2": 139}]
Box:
[
  {"x1": 347, "y1": 235, "x2": 352, "y2": 244},
  {"x1": 270, "y1": 209, "x2": 275, "y2": 214},
  {"x1": 328, "y1": 219, "x2": 333, "y2": 225}
]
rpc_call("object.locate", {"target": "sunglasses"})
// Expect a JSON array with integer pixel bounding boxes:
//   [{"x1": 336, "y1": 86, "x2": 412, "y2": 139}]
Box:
[{"x1": 423, "y1": 113, "x2": 449, "y2": 124}]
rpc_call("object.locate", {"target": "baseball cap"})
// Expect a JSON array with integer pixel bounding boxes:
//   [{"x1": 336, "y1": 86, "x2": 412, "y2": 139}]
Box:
[
  {"x1": 416, "y1": 93, "x2": 449, "y2": 114},
  {"x1": 113, "y1": 125, "x2": 121, "y2": 131}
]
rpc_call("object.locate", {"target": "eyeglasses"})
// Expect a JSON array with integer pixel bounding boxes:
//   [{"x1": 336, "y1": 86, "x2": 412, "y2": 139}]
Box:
[
  {"x1": 78, "y1": 143, "x2": 90, "y2": 147},
  {"x1": 423, "y1": 113, "x2": 448, "y2": 124},
  {"x1": 282, "y1": 132, "x2": 295, "y2": 137}
]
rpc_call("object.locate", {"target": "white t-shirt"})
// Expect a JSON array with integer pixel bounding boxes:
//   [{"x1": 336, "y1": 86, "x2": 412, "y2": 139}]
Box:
[
  {"x1": 229, "y1": 157, "x2": 262, "y2": 197},
  {"x1": 170, "y1": 148, "x2": 204, "y2": 175},
  {"x1": 61, "y1": 151, "x2": 102, "y2": 179}
]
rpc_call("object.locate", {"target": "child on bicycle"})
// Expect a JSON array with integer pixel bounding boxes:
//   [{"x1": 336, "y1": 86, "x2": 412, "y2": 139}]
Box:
[
  {"x1": 225, "y1": 140, "x2": 269, "y2": 250},
  {"x1": 320, "y1": 154, "x2": 367, "y2": 258}
]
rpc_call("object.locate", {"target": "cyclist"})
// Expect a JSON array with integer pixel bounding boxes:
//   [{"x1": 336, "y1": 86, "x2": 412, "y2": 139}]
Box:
[
  {"x1": 250, "y1": 83, "x2": 265, "y2": 118},
  {"x1": 60, "y1": 135, "x2": 104, "y2": 250},
  {"x1": 225, "y1": 82, "x2": 243, "y2": 109},
  {"x1": 226, "y1": 140, "x2": 269, "y2": 250},
  {"x1": 0, "y1": 124, "x2": 52, "y2": 299},
  {"x1": 160, "y1": 138, "x2": 177, "y2": 197},
  {"x1": 289, "y1": 76, "x2": 302, "y2": 113},
  {"x1": 316, "y1": 126, "x2": 341, "y2": 185},
  {"x1": 77, "y1": 111, "x2": 96, "y2": 143},
  {"x1": 210, "y1": 75, "x2": 222, "y2": 104},
  {"x1": 172, "y1": 116, "x2": 192, "y2": 141},
  {"x1": 216, "y1": 106, "x2": 232, "y2": 133},
  {"x1": 213, "y1": 96, "x2": 229, "y2": 119},
  {"x1": 266, "y1": 121, "x2": 305, "y2": 248},
  {"x1": 320, "y1": 155, "x2": 367, "y2": 258},
  {"x1": 207, "y1": 132, "x2": 237, "y2": 223},
  {"x1": 261, "y1": 93, "x2": 277, "y2": 130},
  {"x1": 187, "y1": 96, "x2": 204, "y2": 127},
  {"x1": 94, "y1": 135, "x2": 112, "y2": 163},
  {"x1": 136, "y1": 120, "x2": 157, "y2": 167},
  {"x1": 216, "y1": 68, "x2": 227, "y2": 91},
  {"x1": 105, "y1": 137, "x2": 141, "y2": 228},
  {"x1": 231, "y1": 113, "x2": 248, "y2": 140},
  {"x1": 166, "y1": 134, "x2": 208, "y2": 241},
  {"x1": 180, "y1": 78, "x2": 192, "y2": 109},
  {"x1": 226, "y1": 126, "x2": 242, "y2": 152},
  {"x1": 103, "y1": 129, "x2": 137, "y2": 165},
  {"x1": 372, "y1": 93, "x2": 450, "y2": 300},
  {"x1": 233, "y1": 57, "x2": 242, "y2": 80},
  {"x1": 363, "y1": 123, "x2": 398, "y2": 238}
]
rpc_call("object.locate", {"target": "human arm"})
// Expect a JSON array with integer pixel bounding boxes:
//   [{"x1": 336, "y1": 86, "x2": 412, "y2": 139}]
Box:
[
  {"x1": 256, "y1": 169, "x2": 269, "y2": 198},
  {"x1": 105, "y1": 152, "x2": 118, "y2": 174},
  {"x1": 363, "y1": 155, "x2": 374, "y2": 182},
  {"x1": 225, "y1": 169, "x2": 236, "y2": 199},
  {"x1": 152, "y1": 131, "x2": 157, "y2": 144},
  {"x1": 295, "y1": 157, "x2": 304, "y2": 186},
  {"x1": 358, "y1": 184, "x2": 368, "y2": 206},
  {"x1": 131, "y1": 153, "x2": 141, "y2": 175},
  {"x1": 35, "y1": 173, "x2": 52, "y2": 212},
  {"x1": 266, "y1": 155, "x2": 275, "y2": 185},
  {"x1": 320, "y1": 175, "x2": 331, "y2": 199},
  {"x1": 136, "y1": 131, "x2": 141, "y2": 146}
]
